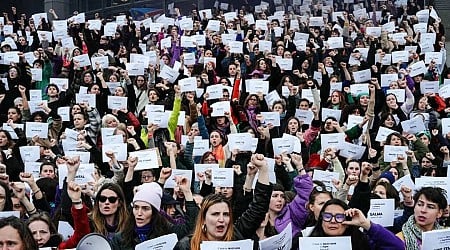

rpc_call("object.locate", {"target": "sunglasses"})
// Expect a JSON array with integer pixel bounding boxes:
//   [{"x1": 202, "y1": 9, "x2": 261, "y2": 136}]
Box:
[
  {"x1": 98, "y1": 195, "x2": 119, "y2": 203},
  {"x1": 322, "y1": 212, "x2": 346, "y2": 223}
]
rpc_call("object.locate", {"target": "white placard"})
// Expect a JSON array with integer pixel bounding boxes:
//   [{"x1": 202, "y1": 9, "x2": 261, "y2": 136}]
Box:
[
  {"x1": 210, "y1": 101, "x2": 230, "y2": 117},
  {"x1": 164, "y1": 169, "x2": 192, "y2": 189},
  {"x1": 57, "y1": 106, "x2": 70, "y2": 121},
  {"x1": 309, "y1": 17, "x2": 324, "y2": 27},
  {"x1": 73, "y1": 54, "x2": 90, "y2": 67},
  {"x1": 326, "y1": 37, "x2": 344, "y2": 49},
  {"x1": 194, "y1": 164, "x2": 220, "y2": 181},
  {"x1": 206, "y1": 84, "x2": 225, "y2": 100},
  {"x1": 409, "y1": 61, "x2": 427, "y2": 77},
  {"x1": 2, "y1": 123, "x2": 24, "y2": 140},
  {"x1": 206, "y1": 20, "x2": 220, "y2": 32},
  {"x1": 246, "y1": 80, "x2": 269, "y2": 95},
  {"x1": 107, "y1": 96, "x2": 128, "y2": 110},
  {"x1": 88, "y1": 19, "x2": 102, "y2": 30},
  {"x1": 227, "y1": 133, "x2": 254, "y2": 151},
  {"x1": 386, "y1": 89, "x2": 405, "y2": 103},
  {"x1": 391, "y1": 50, "x2": 409, "y2": 64},
  {"x1": 58, "y1": 221, "x2": 74, "y2": 241},
  {"x1": 135, "y1": 233, "x2": 178, "y2": 250},
  {"x1": 321, "y1": 108, "x2": 341, "y2": 122},
  {"x1": 192, "y1": 139, "x2": 210, "y2": 156},
  {"x1": 102, "y1": 143, "x2": 127, "y2": 162},
  {"x1": 368, "y1": 199, "x2": 395, "y2": 227},
  {"x1": 75, "y1": 94, "x2": 96, "y2": 107},
  {"x1": 212, "y1": 168, "x2": 234, "y2": 187},
  {"x1": 272, "y1": 137, "x2": 294, "y2": 155},
  {"x1": 383, "y1": 145, "x2": 408, "y2": 162},
  {"x1": 320, "y1": 133, "x2": 345, "y2": 150},
  {"x1": 420, "y1": 81, "x2": 439, "y2": 94},
  {"x1": 313, "y1": 170, "x2": 340, "y2": 192},
  {"x1": 25, "y1": 122, "x2": 48, "y2": 138},
  {"x1": 295, "y1": 109, "x2": 314, "y2": 125},
  {"x1": 261, "y1": 112, "x2": 281, "y2": 127},
  {"x1": 415, "y1": 177, "x2": 450, "y2": 203},
  {"x1": 352, "y1": 69, "x2": 371, "y2": 83},
  {"x1": 401, "y1": 117, "x2": 426, "y2": 134},
  {"x1": 392, "y1": 174, "x2": 415, "y2": 192},
  {"x1": 91, "y1": 56, "x2": 109, "y2": 69},
  {"x1": 366, "y1": 27, "x2": 382, "y2": 37},
  {"x1": 147, "y1": 111, "x2": 170, "y2": 128},
  {"x1": 350, "y1": 83, "x2": 369, "y2": 98},
  {"x1": 422, "y1": 228, "x2": 450, "y2": 250},
  {"x1": 259, "y1": 223, "x2": 292, "y2": 250},
  {"x1": 381, "y1": 74, "x2": 399, "y2": 87},
  {"x1": 126, "y1": 63, "x2": 145, "y2": 76},
  {"x1": 30, "y1": 68, "x2": 43, "y2": 82},
  {"x1": 200, "y1": 240, "x2": 254, "y2": 250},
  {"x1": 19, "y1": 146, "x2": 40, "y2": 162},
  {"x1": 299, "y1": 237, "x2": 351, "y2": 250},
  {"x1": 375, "y1": 127, "x2": 397, "y2": 142},
  {"x1": 179, "y1": 77, "x2": 197, "y2": 92},
  {"x1": 339, "y1": 142, "x2": 366, "y2": 160},
  {"x1": 130, "y1": 149, "x2": 160, "y2": 170}
]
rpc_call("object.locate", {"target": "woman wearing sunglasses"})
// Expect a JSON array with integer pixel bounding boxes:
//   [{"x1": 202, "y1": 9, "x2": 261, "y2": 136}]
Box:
[
  {"x1": 91, "y1": 182, "x2": 130, "y2": 240},
  {"x1": 309, "y1": 199, "x2": 404, "y2": 249}
]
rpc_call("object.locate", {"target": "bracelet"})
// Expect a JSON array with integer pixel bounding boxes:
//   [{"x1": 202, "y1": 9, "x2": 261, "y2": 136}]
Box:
[
  {"x1": 27, "y1": 207, "x2": 37, "y2": 214},
  {"x1": 32, "y1": 189, "x2": 41, "y2": 196},
  {"x1": 72, "y1": 200, "x2": 82, "y2": 205}
]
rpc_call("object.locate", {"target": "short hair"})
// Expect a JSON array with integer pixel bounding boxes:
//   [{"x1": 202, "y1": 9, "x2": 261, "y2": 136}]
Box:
[{"x1": 414, "y1": 187, "x2": 447, "y2": 210}]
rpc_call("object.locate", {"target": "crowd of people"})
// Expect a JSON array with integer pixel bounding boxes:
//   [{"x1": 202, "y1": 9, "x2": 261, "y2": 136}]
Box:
[{"x1": 0, "y1": 0, "x2": 448, "y2": 249}]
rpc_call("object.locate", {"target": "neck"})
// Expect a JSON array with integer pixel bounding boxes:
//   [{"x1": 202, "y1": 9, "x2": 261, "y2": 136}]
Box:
[
  {"x1": 105, "y1": 214, "x2": 116, "y2": 226},
  {"x1": 416, "y1": 222, "x2": 435, "y2": 232},
  {"x1": 268, "y1": 209, "x2": 278, "y2": 225}
]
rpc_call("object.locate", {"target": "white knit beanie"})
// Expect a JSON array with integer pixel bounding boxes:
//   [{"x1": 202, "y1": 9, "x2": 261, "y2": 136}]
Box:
[{"x1": 132, "y1": 182, "x2": 162, "y2": 210}]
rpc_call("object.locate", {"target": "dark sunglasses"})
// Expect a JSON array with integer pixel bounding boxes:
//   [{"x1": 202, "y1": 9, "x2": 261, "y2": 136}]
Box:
[
  {"x1": 322, "y1": 212, "x2": 346, "y2": 223},
  {"x1": 98, "y1": 196, "x2": 119, "y2": 203}
]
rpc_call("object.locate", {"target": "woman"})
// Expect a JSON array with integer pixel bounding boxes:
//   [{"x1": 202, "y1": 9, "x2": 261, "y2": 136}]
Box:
[
  {"x1": 309, "y1": 199, "x2": 404, "y2": 249},
  {"x1": 26, "y1": 181, "x2": 89, "y2": 248},
  {"x1": 111, "y1": 177, "x2": 198, "y2": 249},
  {"x1": 0, "y1": 216, "x2": 38, "y2": 250},
  {"x1": 0, "y1": 181, "x2": 13, "y2": 212},
  {"x1": 91, "y1": 183, "x2": 130, "y2": 240},
  {"x1": 397, "y1": 187, "x2": 447, "y2": 249},
  {"x1": 175, "y1": 154, "x2": 272, "y2": 250}
]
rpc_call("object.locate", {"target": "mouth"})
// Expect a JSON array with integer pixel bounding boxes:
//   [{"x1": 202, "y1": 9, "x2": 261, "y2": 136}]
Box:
[
  {"x1": 216, "y1": 225, "x2": 225, "y2": 233},
  {"x1": 417, "y1": 216, "x2": 427, "y2": 222}
]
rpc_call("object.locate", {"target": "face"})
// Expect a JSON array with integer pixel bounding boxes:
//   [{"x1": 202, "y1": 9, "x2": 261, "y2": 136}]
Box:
[
  {"x1": 359, "y1": 95, "x2": 369, "y2": 106},
  {"x1": 190, "y1": 126, "x2": 199, "y2": 136},
  {"x1": 204, "y1": 202, "x2": 230, "y2": 241},
  {"x1": 324, "y1": 119, "x2": 335, "y2": 132},
  {"x1": 140, "y1": 170, "x2": 154, "y2": 183},
  {"x1": 73, "y1": 114, "x2": 86, "y2": 129},
  {"x1": 418, "y1": 97, "x2": 428, "y2": 111},
  {"x1": 83, "y1": 73, "x2": 93, "y2": 84},
  {"x1": 40, "y1": 165, "x2": 55, "y2": 179},
  {"x1": 109, "y1": 75, "x2": 118, "y2": 82},
  {"x1": 309, "y1": 193, "x2": 332, "y2": 220},
  {"x1": 346, "y1": 162, "x2": 360, "y2": 176},
  {"x1": 287, "y1": 119, "x2": 299, "y2": 134},
  {"x1": 384, "y1": 115, "x2": 395, "y2": 127},
  {"x1": 331, "y1": 92, "x2": 340, "y2": 104},
  {"x1": 321, "y1": 204, "x2": 347, "y2": 236},
  {"x1": 210, "y1": 132, "x2": 222, "y2": 147},
  {"x1": 389, "y1": 168, "x2": 399, "y2": 181},
  {"x1": 269, "y1": 191, "x2": 286, "y2": 213},
  {"x1": 219, "y1": 187, "x2": 233, "y2": 199},
  {"x1": 106, "y1": 118, "x2": 118, "y2": 128},
  {"x1": 28, "y1": 220, "x2": 51, "y2": 247},
  {"x1": 136, "y1": 77, "x2": 145, "y2": 87},
  {"x1": 298, "y1": 101, "x2": 309, "y2": 110},
  {"x1": 386, "y1": 95, "x2": 397, "y2": 109},
  {"x1": 7, "y1": 109, "x2": 20, "y2": 122},
  {"x1": 419, "y1": 135, "x2": 430, "y2": 146},
  {"x1": 114, "y1": 87, "x2": 125, "y2": 96},
  {"x1": 389, "y1": 135, "x2": 402, "y2": 146},
  {"x1": 373, "y1": 185, "x2": 387, "y2": 199},
  {"x1": 47, "y1": 86, "x2": 59, "y2": 97},
  {"x1": 421, "y1": 157, "x2": 433, "y2": 168},
  {"x1": 414, "y1": 194, "x2": 443, "y2": 231},
  {"x1": 203, "y1": 154, "x2": 216, "y2": 164},
  {"x1": 0, "y1": 132, "x2": 8, "y2": 148},
  {"x1": 273, "y1": 104, "x2": 284, "y2": 114},
  {"x1": 216, "y1": 117, "x2": 226, "y2": 126},
  {"x1": 0, "y1": 226, "x2": 24, "y2": 250},
  {"x1": 71, "y1": 105, "x2": 82, "y2": 116},
  {"x1": 228, "y1": 65, "x2": 237, "y2": 76},
  {"x1": 8, "y1": 68, "x2": 18, "y2": 79},
  {"x1": 98, "y1": 189, "x2": 120, "y2": 216},
  {"x1": 247, "y1": 96, "x2": 258, "y2": 106},
  {"x1": 133, "y1": 201, "x2": 153, "y2": 227},
  {"x1": 148, "y1": 91, "x2": 159, "y2": 102},
  {"x1": 89, "y1": 85, "x2": 100, "y2": 95}
]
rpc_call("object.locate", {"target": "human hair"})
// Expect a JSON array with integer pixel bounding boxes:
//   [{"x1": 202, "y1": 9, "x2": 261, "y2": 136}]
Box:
[
  {"x1": 39, "y1": 162, "x2": 56, "y2": 174},
  {"x1": 26, "y1": 211, "x2": 62, "y2": 244},
  {"x1": 310, "y1": 199, "x2": 370, "y2": 249},
  {"x1": 0, "y1": 181, "x2": 12, "y2": 211},
  {"x1": 190, "y1": 194, "x2": 234, "y2": 250},
  {"x1": 8, "y1": 107, "x2": 22, "y2": 122},
  {"x1": 122, "y1": 206, "x2": 170, "y2": 248},
  {"x1": 385, "y1": 132, "x2": 408, "y2": 146},
  {"x1": 90, "y1": 183, "x2": 129, "y2": 237},
  {"x1": 284, "y1": 116, "x2": 301, "y2": 134},
  {"x1": 0, "y1": 130, "x2": 15, "y2": 149},
  {"x1": 413, "y1": 187, "x2": 447, "y2": 210},
  {"x1": 372, "y1": 181, "x2": 400, "y2": 208},
  {"x1": 30, "y1": 111, "x2": 48, "y2": 122},
  {"x1": 101, "y1": 114, "x2": 119, "y2": 128},
  {"x1": 0, "y1": 216, "x2": 38, "y2": 249},
  {"x1": 304, "y1": 181, "x2": 333, "y2": 227},
  {"x1": 243, "y1": 94, "x2": 261, "y2": 109},
  {"x1": 200, "y1": 151, "x2": 218, "y2": 164}
]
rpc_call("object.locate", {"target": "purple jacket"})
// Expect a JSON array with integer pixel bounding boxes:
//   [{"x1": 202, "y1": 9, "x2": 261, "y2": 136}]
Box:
[
  {"x1": 367, "y1": 222, "x2": 405, "y2": 250},
  {"x1": 275, "y1": 174, "x2": 313, "y2": 237}
]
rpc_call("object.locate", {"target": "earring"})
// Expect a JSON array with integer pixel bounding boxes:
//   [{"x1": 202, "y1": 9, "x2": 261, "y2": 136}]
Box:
[{"x1": 202, "y1": 224, "x2": 207, "y2": 233}]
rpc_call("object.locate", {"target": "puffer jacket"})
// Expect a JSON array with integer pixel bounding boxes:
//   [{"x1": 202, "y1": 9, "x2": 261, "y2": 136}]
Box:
[
  {"x1": 275, "y1": 174, "x2": 313, "y2": 237},
  {"x1": 174, "y1": 181, "x2": 272, "y2": 250}
]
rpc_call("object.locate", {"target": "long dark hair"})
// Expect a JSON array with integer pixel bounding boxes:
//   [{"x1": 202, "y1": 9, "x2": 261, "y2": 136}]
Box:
[
  {"x1": 310, "y1": 199, "x2": 370, "y2": 249},
  {"x1": 0, "y1": 216, "x2": 38, "y2": 249},
  {"x1": 0, "y1": 181, "x2": 13, "y2": 211},
  {"x1": 122, "y1": 206, "x2": 171, "y2": 247}
]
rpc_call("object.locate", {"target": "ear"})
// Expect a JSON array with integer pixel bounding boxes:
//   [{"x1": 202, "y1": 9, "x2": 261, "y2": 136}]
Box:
[
  {"x1": 306, "y1": 202, "x2": 313, "y2": 211},
  {"x1": 437, "y1": 209, "x2": 444, "y2": 219}
]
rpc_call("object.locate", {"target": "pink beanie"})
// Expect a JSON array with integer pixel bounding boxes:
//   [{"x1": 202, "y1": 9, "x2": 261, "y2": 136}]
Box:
[{"x1": 133, "y1": 182, "x2": 162, "y2": 209}]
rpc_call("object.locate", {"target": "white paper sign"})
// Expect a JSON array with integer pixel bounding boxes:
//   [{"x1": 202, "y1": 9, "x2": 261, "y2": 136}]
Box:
[
  {"x1": 401, "y1": 117, "x2": 426, "y2": 134},
  {"x1": 368, "y1": 199, "x2": 395, "y2": 227},
  {"x1": 259, "y1": 223, "x2": 292, "y2": 250},
  {"x1": 25, "y1": 122, "x2": 48, "y2": 138},
  {"x1": 19, "y1": 146, "x2": 40, "y2": 162},
  {"x1": 321, "y1": 133, "x2": 345, "y2": 150},
  {"x1": 200, "y1": 240, "x2": 254, "y2": 250},
  {"x1": 135, "y1": 233, "x2": 178, "y2": 250},
  {"x1": 422, "y1": 228, "x2": 450, "y2": 250},
  {"x1": 383, "y1": 145, "x2": 408, "y2": 162},
  {"x1": 212, "y1": 168, "x2": 234, "y2": 187},
  {"x1": 299, "y1": 237, "x2": 351, "y2": 250},
  {"x1": 102, "y1": 143, "x2": 127, "y2": 162},
  {"x1": 193, "y1": 139, "x2": 209, "y2": 156},
  {"x1": 210, "y1": 101, "x2": 230, "y2": 117},
  {"x1": 313, "y1": 170, "x2": 340, "y2": 192},
  {"x1": 164, "y1": 169, "x2": 192, "y2": 189}
]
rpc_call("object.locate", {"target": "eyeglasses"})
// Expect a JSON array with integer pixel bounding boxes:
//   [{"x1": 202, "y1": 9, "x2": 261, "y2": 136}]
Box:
[
  {"x1": 322, "y1": 212, "x2": 346, "y2": 223},
  {"x1": 141, "y1": 175, "x2": 154, "y2": 180},
  {"x1": 249, "y1": 98, "x2": 257, "y2": 101},
  {"x1": 314, "y1": 186, "x2": 332, "y2": 193},
  {"x1": 98, "y1": 196, "x2": 119, "y2": 203}
]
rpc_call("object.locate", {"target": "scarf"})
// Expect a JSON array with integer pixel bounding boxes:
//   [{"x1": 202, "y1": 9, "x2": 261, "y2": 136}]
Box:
[
  {"x1": 246, "y1": 106, "x2": 258, "y2": 132},
  {"x1": 135, "y1": 223, "x2": 152, "y2": 242},
  {"x1": 402, "y1": 215, "x2": 442, "y2": 250}
]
